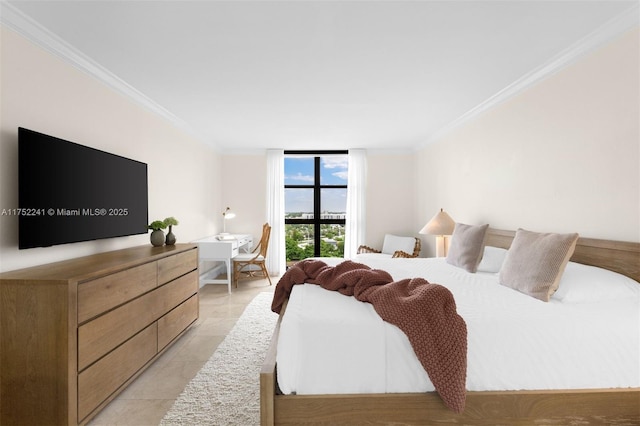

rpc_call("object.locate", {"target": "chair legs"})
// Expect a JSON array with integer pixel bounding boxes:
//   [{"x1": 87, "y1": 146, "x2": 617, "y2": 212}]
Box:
[
  {"x1": 233, "y1": 262, "x2": 239, "y2": 288},
  {"x1": 233, "y1": 261, "x2": 272, "y2": 287},
  {"x1": 260, "y1": 263, "x2": 273, "y2": 286}
]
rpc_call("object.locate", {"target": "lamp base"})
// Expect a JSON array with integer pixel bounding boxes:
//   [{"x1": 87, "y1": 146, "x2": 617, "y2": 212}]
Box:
[{"x1": 435, "y1": 235, "x2": 450, "y2": 257}]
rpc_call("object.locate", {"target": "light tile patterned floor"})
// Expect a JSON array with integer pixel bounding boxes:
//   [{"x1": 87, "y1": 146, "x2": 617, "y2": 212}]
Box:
[{"x1": 87, "y1": 278, "x2": 276, "y2": 426}]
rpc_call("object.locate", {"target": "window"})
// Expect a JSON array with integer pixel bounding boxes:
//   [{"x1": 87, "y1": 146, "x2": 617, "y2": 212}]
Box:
[{"x1": 284, "y1": 151, "x2": 348, "y2": 262}]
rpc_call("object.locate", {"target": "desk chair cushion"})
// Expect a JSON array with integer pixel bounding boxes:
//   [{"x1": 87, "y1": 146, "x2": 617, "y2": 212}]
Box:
[{"x1": 381, "y1": 234, "x2": 417, "y2": 256}]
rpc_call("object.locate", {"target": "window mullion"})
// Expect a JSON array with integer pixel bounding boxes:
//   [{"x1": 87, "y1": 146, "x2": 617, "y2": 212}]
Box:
[{"x1": 313, "y1": 156, "x2": 321, "y2": 257}]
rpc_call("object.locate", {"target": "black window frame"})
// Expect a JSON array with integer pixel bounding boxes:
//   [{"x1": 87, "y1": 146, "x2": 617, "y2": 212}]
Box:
[{"x1": 284, "y1": 150, "x2": 348, "y2": 257}]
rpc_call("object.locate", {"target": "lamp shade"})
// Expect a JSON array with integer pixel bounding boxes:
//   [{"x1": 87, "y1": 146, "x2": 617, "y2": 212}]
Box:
[
  {"x1": 222, "y1": 207, "x2": 236, "y2": 219},
  {"x1": 420, "y1": 208, "x2": 455, "y2": 236},
  {"x1": 221, "y1": 207, "x2": 236, "y2": 233}
]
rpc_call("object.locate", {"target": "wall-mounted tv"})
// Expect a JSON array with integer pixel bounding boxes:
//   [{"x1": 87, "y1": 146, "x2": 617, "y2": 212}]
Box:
[{"x1": 18, "y1": 127, "x2": 148, "y2": 249}]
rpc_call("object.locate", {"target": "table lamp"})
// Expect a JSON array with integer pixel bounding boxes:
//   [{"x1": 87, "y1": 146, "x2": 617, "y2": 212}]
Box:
[
  {"x1": 419, "y1": 208, "x2": 455, "y2": 257},
  {"x1": 222, "y1": 207, "x2": 236, "y2": 234}
]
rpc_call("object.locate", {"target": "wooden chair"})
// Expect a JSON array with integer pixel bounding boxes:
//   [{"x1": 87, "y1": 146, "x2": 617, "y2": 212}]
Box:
[
  {"x1": 232, "y1": 223, "x2": 273, "y2": 288},
  {"x1": 357, "y1": 234, "x2": 421, "y2": 258}
]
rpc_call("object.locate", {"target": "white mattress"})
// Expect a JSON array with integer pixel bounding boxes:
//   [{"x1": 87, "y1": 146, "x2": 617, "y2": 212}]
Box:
[{"x1": 276, "y1": 257, "x2": 640, "y2": 394}]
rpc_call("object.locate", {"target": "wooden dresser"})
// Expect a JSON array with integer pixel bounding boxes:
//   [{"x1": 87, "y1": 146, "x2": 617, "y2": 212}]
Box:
[{"x1": 0, "y1": 244, "x2": 199, "y2": 425}]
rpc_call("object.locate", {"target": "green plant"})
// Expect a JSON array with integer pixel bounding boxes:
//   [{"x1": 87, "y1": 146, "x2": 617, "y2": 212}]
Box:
[
  {"x1": 148, "y1": 220, "x2": 167, "y2": 231},
  {"x1": 164, "y1": 217, "x2": 179, "y2": 227}
]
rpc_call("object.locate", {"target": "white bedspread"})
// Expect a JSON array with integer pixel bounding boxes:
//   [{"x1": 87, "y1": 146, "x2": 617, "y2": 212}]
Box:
[{"x1": 276, "y1": 257, "x2": 640, "y2": 394}]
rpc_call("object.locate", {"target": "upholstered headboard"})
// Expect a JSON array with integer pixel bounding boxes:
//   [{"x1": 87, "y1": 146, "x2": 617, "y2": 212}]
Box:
[{"x1": 485, "y1": 228, "x2": 640, "y2": 283}]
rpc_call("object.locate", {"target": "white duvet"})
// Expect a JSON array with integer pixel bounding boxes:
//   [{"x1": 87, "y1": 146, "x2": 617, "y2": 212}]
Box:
[{"x1": 276, "y1": 257, "x2": 640, "y2": 394}]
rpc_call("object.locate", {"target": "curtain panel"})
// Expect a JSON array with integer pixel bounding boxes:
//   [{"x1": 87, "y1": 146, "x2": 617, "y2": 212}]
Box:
[
  {"x1": 344, "y1": 149, "x2": 367, "y2": 259},
  {"x1": 266, "y1": 149, "x2": 286, "y2": 276}
]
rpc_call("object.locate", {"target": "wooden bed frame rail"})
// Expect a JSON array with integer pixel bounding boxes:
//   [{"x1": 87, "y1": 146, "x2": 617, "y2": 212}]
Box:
[{"x1": 261, "y1": 229, "x2": 640, "y2": 425}]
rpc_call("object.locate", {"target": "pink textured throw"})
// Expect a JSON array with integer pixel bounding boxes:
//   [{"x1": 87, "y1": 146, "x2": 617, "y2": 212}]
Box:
[{"x1": 272, "y1": 259, "x2": 467, "y2": 413}]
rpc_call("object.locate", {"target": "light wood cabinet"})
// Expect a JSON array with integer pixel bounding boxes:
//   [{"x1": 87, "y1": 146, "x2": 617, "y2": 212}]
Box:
[{"x1": 0, "y1": 244, "x2": 199, "y2": 425}]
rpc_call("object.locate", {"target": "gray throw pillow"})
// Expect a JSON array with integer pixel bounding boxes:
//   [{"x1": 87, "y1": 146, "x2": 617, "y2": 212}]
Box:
[
  {"x1": 499, "y1": 228, "x2": 579, "y2": 302},
  {"x1": 446, "y1": 223, "x2": 489, "y2": 273}
]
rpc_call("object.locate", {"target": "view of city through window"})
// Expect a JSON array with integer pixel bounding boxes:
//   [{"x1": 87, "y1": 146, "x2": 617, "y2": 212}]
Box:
[{"x1": 284, "y1": 153, "x2": 347, "y2": 262}]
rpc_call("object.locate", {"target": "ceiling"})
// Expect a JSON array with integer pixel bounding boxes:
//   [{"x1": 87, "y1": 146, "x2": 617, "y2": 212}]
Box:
[{"x1": 3, "y1": 1, "x2": 638, "y2": 153}]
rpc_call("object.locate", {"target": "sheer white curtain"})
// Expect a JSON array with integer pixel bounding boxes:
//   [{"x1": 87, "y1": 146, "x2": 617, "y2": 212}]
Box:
[
  {"x1": 344, "y1": 149, "x2": 367, "y2": 259},
  {"x1": 266, "y1": 149, "x2": 286, "y2": 276}
]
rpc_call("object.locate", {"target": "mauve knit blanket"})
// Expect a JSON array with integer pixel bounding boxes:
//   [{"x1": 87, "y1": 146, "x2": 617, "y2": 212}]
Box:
[{"x1": 271, "y1": 259, "x2": 467, "y2": 413}]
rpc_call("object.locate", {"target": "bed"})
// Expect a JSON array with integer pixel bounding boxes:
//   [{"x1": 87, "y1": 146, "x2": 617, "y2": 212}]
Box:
[{"x1": 260, "y1": 228, "x2": 640, "y2": 425}]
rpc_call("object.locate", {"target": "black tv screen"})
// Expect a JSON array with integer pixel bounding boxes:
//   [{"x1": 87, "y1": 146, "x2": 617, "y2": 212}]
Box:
[{"x1": 18, "y1": 127, "x2": 148, "y2": 249}]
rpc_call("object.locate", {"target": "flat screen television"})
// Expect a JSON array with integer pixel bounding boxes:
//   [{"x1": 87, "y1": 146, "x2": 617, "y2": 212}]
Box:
[{"x1": 18, "y1": 127, "x2": 148, "y2": 249}]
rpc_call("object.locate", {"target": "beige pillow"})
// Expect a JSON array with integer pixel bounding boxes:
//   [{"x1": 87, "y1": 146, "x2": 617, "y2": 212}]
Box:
[
  {"x1": 499, "y1": 229, "x2": 579, "y2": 302},
  {"x1": 446, "y1": 223, "x2": 489, "y2": 273}
]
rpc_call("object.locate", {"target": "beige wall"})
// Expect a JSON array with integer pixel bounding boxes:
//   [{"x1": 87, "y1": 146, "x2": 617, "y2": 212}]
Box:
[
  {"x1": 416, "y1": 28, "x2": 640, "y2": 256},
  {"x1": 364, "y1": 153, "x2": 416, "y2": 248},
  {"x1": 220, "y1": 154, "x2": 268, "y2": 240},
  {"x1": 0, "y1": 27, "x2": 222, "y2": 272}
]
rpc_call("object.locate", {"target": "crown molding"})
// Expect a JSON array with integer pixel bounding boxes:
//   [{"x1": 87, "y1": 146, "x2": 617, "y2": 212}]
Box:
[
  {"x1": 2, "y1": 1, "x2": 636, "y2": 154},
  {"x1": 418, "y1": 3, "x2": 640, "y2": 150},
  {"x1": 0, "y1": 2, "x2": 216, "y2": 149}
]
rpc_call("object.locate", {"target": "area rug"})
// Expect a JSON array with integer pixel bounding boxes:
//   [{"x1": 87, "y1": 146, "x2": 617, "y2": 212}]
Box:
[{"x1": 160, "y1": 292, "x2": 278, "y2": 425}]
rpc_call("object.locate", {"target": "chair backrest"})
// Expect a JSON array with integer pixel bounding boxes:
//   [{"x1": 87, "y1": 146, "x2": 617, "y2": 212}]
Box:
[
  {"x1": 257, "y1": 223, "x2": 271, "y2": 257},
  {"x1": 381, "y1": 234, "x2": 419, "y2": 256}
]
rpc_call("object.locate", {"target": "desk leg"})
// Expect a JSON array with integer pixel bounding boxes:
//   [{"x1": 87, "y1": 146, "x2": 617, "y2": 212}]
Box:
[{"x1": 225, "y1": 258, "x2": 231, "y2": 294}]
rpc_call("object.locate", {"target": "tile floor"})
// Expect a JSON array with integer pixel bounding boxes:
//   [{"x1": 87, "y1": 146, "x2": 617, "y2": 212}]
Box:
[{"x1": 87, "y1": 278, "x2": 276, "y2": 426}]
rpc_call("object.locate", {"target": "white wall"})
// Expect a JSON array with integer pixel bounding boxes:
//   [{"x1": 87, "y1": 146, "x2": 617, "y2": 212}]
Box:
[
  {"x1": 416, "y1": 28, "x2": 640, "y2": 256},
  {"x1": 0, "y1": 27, "x2": 222, "y2": 272}
]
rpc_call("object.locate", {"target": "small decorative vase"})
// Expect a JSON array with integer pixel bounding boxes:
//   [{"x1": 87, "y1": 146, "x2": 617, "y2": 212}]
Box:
[
  {"x1": 150, "y1": 230, "x2": 165, "y2": 247},
  {"x1": 165, "y1": 226, "x2": 176, "y2": 245}
]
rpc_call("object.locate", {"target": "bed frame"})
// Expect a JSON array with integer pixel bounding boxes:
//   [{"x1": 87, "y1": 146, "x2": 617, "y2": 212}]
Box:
[{"x1": 260, "y1": 229, "x2": 640, "y2": 425}]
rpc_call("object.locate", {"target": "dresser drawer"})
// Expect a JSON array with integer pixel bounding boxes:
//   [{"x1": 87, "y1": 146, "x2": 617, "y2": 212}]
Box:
[
  {"x1": 153, "y1": 270, "x2": 198, "y2": 318},
  {"x1": 158, "y1": 295, "x2": 198, "y2": 350},
  {"x1": 78, "y1": 324, "x2": 157, "y2": 422},
  {"x1": 78, "y1": 269, "x2": 198, "y2": 371},
  {"x1": 157, "y1": 249, "x2": 197, "y2": 285},
  {"x1": 78, "y1": 262, "x2": 157, "y2": 323},
  {"x1": 78, "y1": 287, "x2": 158, "y2": 371}
]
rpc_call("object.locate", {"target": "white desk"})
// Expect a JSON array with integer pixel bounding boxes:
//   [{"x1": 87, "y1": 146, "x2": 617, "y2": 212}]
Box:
[{"x1": 193, "y1": 234, "x2": 253, "y2": 293}]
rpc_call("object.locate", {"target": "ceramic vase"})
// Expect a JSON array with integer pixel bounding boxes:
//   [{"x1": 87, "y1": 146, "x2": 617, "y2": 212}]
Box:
[
  {"x1": 165, "y1": 226, "x2": 176, "y2": 245},
  {"x1": 150, "y1": 230, "x2": 165, "y2": 247}
]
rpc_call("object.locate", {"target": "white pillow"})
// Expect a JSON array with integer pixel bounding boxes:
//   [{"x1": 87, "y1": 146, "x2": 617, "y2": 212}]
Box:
[
  {"x1": 355, "y1": 252, "x2": 393, "y2": 260},
  {"x1": 476, "y1": 246, "x2": 508, "y2": 273},
  {"x1": 552, "y1": 261, "x2": 640, "y2": 303},
  {"x1": 381, "y1": 234, "x2": 416, "y2": 255}
]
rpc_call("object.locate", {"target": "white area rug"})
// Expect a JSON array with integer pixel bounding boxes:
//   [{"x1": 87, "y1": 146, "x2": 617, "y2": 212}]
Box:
[{"x1": 160, "y1": 292, "x2": 278, "y2": 425}]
